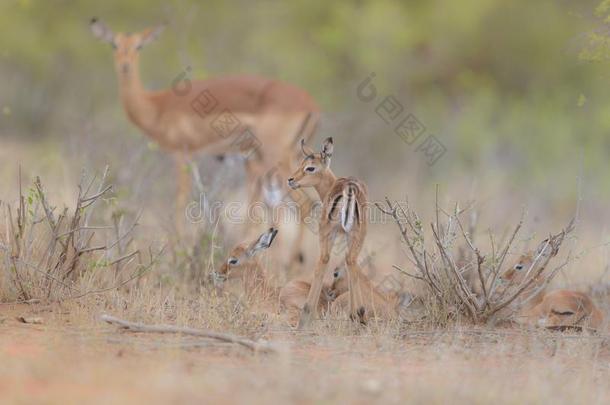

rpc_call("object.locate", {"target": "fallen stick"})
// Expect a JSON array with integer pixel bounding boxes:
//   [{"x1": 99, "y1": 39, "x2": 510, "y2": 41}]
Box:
[{"x1": 100, "y1": 314, "x2": 276, "y2": 353}]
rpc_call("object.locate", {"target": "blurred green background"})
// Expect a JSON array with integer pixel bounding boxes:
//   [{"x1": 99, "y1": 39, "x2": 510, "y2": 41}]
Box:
[{"x1": 1, "y1": 0, "x2": 610, "y2": 207}]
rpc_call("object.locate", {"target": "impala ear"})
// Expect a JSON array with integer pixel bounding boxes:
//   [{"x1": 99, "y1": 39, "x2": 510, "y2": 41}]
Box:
[
  {"x1": 90, "y1": 17, "x2": 116, "y2": 47},
  {"x1": 247, "y1": 228, "x2": 278, "y2": 256},
  {"x1": 535, "y1": 238, "x2": 558, "y2": 259},
  {"x1": 321, "y1": 137, "x2": 333, "y2": 166},
  {"x1": 137, "y1": 24, "x2": 166, "y2": 49},
  {"x1": 300, "y1": 139, "x2": 315, "y2": 158}
]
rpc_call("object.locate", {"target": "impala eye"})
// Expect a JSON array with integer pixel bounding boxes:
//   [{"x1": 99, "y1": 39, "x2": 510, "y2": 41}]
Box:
[
  {"x1": 333, "y1": 271, "x2": 339, "y2": 278},
  {"x1": 551, "y1": 310, "x2": 574, "y2": 316},
  {"x1": 228, "y1": 258, "x2": 239, "y2": 265},
  {"x1": 515, "y1": 264, "x2": 524, "y2": 271},
  {"x1": 305, "y1": 167, "x2": 316, "y2": 173}
]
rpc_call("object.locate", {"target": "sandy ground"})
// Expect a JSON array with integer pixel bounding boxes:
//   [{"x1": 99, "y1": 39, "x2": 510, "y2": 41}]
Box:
[
  {"x1": 3, "y1": 140, "x2": 610, "y2": 404},
  {"x1": 1, "y1": 304, "x2": 609, "y2": 405}
]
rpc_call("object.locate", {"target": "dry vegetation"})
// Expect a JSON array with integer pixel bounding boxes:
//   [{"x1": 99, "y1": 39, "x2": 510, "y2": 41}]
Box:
[
  {"x1": 377, "y1": 197, "x2": 577, "y2": 326},
  {"x1": 5, "y1": 2, "x2": 610, "y2": 402},
  {"x1": 1, "y1": 169, "x2": 609, "y2": 404}
]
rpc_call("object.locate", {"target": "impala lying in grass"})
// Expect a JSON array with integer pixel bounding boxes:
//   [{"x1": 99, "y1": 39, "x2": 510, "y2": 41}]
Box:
[
  {"x1": 212, "y1": 228, "x2": 279, "y2": 296},
  {"x1": 500, "y1": 239, "x2": 605, "y2": 331}
]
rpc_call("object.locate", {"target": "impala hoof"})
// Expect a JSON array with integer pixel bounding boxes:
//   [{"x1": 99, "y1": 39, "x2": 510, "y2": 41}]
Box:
[
  {"x1": 297, "y1": 305, "x2": 313, "y2": 330},
  {"x1": 350, "y1": 307, "x2": 366, "y2": 325}
]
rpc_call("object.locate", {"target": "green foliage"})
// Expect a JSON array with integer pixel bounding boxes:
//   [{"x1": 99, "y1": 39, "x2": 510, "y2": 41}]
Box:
[{"x1": 1, "y1": 0, "x2": 610, "y2": 193}]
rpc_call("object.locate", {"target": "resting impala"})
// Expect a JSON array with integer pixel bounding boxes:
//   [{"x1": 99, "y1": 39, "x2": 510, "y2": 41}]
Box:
[
  {"x1": 287, "y1": 137, "x2": 371, "y2": 328},
  {"x1": 279, "y1": 266, "x2": 343, "y2": 322},
  {"x1": 212, "y1": 228, "x2": 279, "y2": 295},
  {"x1": 328, "y1": 267, "x2": 413, "y2": 321},
  {"x1": 214, "y1": 229, "x2": 338, "y2": 319},
  {"x1": 500, "y1": 239, "x2": 604, "y2": 331},
  {"x1": 90, "y1": 18, "x2": 319, "y2": 262}
]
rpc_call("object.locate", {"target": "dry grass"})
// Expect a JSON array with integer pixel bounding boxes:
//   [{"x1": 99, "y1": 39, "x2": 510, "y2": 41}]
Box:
[
  {"x1": 0, "y1": 170, "x2": 162, "y2": 303},
  {"x1": 1, "y1": 164, "x2": 609, "y2": 404}
]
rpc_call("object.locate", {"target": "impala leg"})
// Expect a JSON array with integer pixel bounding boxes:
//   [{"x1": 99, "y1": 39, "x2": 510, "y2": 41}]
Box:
[
  {"x1": 292, "y1": 220, "x2": 306, "y2": 264},
  {"x1": 298, "y1": 228, "x2": 334, "y2": 329},
  {"x1": 175, "y1": 155, "x2": 192, "y2": 234},
  {"x1": 346, "y1": 227, "x2": 366, "y2": 323},
  {"x1": 244, "y1": 159, "x2": 265, "y2": 237}
]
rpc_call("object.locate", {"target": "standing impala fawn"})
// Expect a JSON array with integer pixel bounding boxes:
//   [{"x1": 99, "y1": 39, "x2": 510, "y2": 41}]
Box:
[
  {"x1": 287, "y1": 137, "x2": 373, "y2": 328},
  {"x1": 90, "y1": 18, "x2": 319, "y2": 263},
  {"x1": 500, "y1": 239, "x2": 604, "y2": 331}
]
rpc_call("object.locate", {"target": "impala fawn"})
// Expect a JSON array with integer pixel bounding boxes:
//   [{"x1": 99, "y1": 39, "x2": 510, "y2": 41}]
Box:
[
  {"x1": 524, "y1": 290, "x2": 604, "y2": 330},
  {"x1": 500, "y1": 239, "x2": 604, "y2": 331},
  {"x1": 212, "y1": 228, "x2": 278, "y2": 296},
  {"x1": 328, "y1": 267, "x2": 412, "y2": 321},
  {"x1": 90, "y1": 18, "x2": 318, "y2": 265},
  {"x1": 287, "y1": 137, "x2": 372, "y2": 328},
  {"x1": 215, "y1": 229, "x2": 338, "y2": 320},
  {"x1": 278, "y1": 267, "x2": 343, "y2": 322}
]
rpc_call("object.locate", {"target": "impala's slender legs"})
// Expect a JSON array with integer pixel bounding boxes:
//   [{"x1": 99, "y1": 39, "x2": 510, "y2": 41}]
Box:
[
  {"x1": 243, "y1": 159, "x2": 266, "y2": 238},
  {"x1": 298, "y1": 226, "x2": 335, "y2": 329},
  {"x1": 291, "y1": 215, "x2": 307, "y2": 264},
  {"x1": 345, "y1": 225, "x2": 367, "y2": 321},
  {"x1": 175, "y1": 154, "x2": 192, "y2": 234}
]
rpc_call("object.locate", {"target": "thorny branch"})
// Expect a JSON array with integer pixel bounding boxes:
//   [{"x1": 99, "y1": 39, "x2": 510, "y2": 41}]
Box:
[
  {"x1": 378, "y1": 197, "x2": 575, "y2": 324},
  {"x1": 0, "y1": 171, "x2": 158, "y2": 302}
]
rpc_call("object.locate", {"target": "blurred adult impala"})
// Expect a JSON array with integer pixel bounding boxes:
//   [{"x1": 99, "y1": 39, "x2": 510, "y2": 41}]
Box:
[{"x1": 90, "y1": 18, "x2": 319, "y2": 264}]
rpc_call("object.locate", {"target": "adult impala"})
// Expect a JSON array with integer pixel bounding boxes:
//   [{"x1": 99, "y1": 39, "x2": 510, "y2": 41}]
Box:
[{"x1": 90, "y1": 19, "x2": 319, "y2": 257}]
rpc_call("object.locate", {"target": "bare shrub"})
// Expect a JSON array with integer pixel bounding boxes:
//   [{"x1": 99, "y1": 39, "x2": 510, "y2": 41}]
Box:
[
  {"x1": 377, "y1": 197, "x2": 574, "y2": 325},
  {"x1": 0, "y1": 168, "x2": 161, "y2": 302}
]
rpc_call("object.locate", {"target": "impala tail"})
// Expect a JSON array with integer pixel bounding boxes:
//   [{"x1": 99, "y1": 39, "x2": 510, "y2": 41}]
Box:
[{"x1": 340, "y1": 184, "x2": 358, "y2": 232}]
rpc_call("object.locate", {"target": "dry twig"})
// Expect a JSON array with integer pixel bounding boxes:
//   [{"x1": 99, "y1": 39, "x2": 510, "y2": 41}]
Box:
[{"x1": 100, "y1": 315, "x2": 276, "y2": 353}]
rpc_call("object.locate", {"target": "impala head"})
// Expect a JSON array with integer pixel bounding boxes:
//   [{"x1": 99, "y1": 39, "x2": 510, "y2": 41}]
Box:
[
  {"x1": 90, "y1": 18, "x2": 165, "y2": 76},
  {"x1": 532, "y1": 290, "x2": 602, "y2": 330},
  {"x1": 212, "y1": 228, "x2": 278, "y2": 287},
  {"x1": 500, "y1": 238, "x2": 560, "y2": 285},
  {"x1": 287, "y1": 137, "x2": 333, "y2": 190}
]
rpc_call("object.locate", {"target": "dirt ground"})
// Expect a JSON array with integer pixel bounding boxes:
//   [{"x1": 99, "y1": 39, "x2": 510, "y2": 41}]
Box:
[{"x1": 0, "y1": 303, "x2": 609, "y2": 405}]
